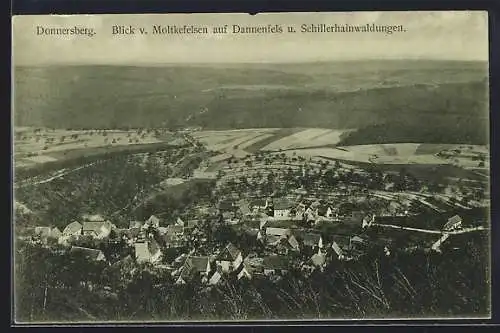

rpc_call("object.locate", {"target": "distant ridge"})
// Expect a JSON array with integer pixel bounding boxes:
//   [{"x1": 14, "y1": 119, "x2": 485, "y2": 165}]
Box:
[{"x1": 13, "y1": 61, "x2": 488, "y2": 145}]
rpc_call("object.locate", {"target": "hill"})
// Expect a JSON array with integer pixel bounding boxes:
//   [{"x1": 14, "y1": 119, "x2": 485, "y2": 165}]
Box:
[{"x1": 14, "y1": 61, "x2": 488, "y2": 144}]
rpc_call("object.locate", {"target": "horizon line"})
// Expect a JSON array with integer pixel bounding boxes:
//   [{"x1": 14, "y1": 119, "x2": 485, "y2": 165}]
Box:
[{"x1": 13, "y1": 58, "x2": 489, "y2": 67}]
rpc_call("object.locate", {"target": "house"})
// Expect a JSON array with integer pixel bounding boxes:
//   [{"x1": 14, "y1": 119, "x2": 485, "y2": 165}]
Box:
[
  {"x1": 326, "y1": 206, "x2": 335, "y2": 218},
  {"x1": 350, "y1": 235, "x2": 365, "y2": 245},
  {"x1": 243, "y1": 226, "x2": 259, "y2": 238},
  {"x1": 163, "y1": 233, "x2": 183, "y2": 248},
  {"x1": 431, "y1": 233, "x2": 450, "y2": 253},
  {"x1": 185, "y1": 219, "x2": 200, "y2": 230},
  {"x1": 81, "y1": 214, "x2": 106, "y2": 222},
  {"x1": 243, "y1": 254, "x2": 264, "y2": 276},
  {"x1": 134, "y1": 240, "x2": 162, "y2": 264},
  {"x1": 310, "y1": 251, "x2": 327, "y2": 271},
  {"x1": 238, "y1": 204, "x2": 252, "y2": 216},
  {"x1": 331, "y1": 241, "x2": 345, "y2": 260},
  {"x1": 70, "y1": 246, "x2": 106, "y2": 261},
  {"x1": 317, "y1": 205, "x2": 334, "y2": 218},
  {"x1": 221, "y1": 210, "x2": 236, "y2": 222},
  {"x1": 207, "y1": 269, "x2": 223, "y2": 285},
  {"x1": 304, "y1": 206, "x2": 317, "y2": 222},
  {"x1": 262, "y1": 255, "x2": 290, "y2": 276},
  {"x1": 62, "y1": 221, "x2": 83, "y2": 237},
  {"x1": 216, "y1": 243, "x2": 243, "y2": 273},
  {"x1": 273, "y1": 236, "x2": 300, "y2": 255},
  {"x1": 265, "y1": 227, "x2": 291, "y2": 238},
  {"x1": 175, "y1": 255, "x2": 213, "y2": 284},
  {"x1": 126, "y1": 227, "x2": 142, "y2": 239},
  {"x1": 294, "y1": 204, "x2": 306, "y2": 219},
  {"x1": 362, "y1": 214, "x2": 375, "y2": 228},
  {"x1": 188, "y1": 256, "x2": 212, "y2": 276},
  {"x1": 443, "y1": 215, "x2": 462, "y2": 231},
  {"x1": 129, "y1": 221, "x2": 142, "y2": 229},
  {"x1": 218, "y1": 200, "x2": 236, "y2": 212},
  {"x1": 172, "y1": 253, "x2": 189, "y2": 266},
  {"x1": 175, "y1": 217, "x2": 185, "y2": 226},
  {"x1": 265, "y1": 234, "x2": 283, "y2": 247},
  {"x1": 144, "y1": 215, "x2": 161, "y2": 229},
  {"x1": 165, "y1": 224, "x2": 184, "y2": 236},
  {"x1": 113, "y1": 228, "x2": 130, "y2": 240},
  {"x1": 272, "y1": 198, "x2": 294, "y2": 218},
  {"x1": 249, "y1": 199, "x2": 268, "y2": 212},
  {"x1": 236, "y1": 264, "x2": 252, "y2": 280},
  {"x1": 331, "y1": 235, "x2": 364, "y2": 261},
  {"x1": 287, "y1": 234, "x2": 300, "y2": 251},
  {"x1": 34, "y1": 226, "x2": 61, "y2": 241},
  {"x1": 338, "y1": 202, "x2": 357, "y2": 216},
  {"x1": 82, "y1": 221, "x2": 113, "y2": 239},
  {"x1": 193, "y1": 170, "x2": 218, "y2": 180},
  {"x1": 51, "y1": 227, "x2": 62, "y2": 238},
  {"x1": 295, "y1": 232, "x2": 323, "y2": 249},
  {"x1": 174, "y1": 263, "x2": 191, "y2": 285}
]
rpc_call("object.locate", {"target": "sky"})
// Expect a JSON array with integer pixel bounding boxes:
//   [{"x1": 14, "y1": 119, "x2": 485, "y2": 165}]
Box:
[{"x1": 12, "y1": 11, "x2": 489, "y2": 65}]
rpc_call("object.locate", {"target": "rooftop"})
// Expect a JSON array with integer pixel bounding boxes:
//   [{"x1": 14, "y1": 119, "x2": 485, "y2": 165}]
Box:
[
  {"x1": 187, "y1": 256, "x2": 211, "y2": 272},
  {"x1": 266, "y1": 227, "x2": 291, "y2": 237},
  {"x1": 273, "y1": 198, "x2": 295, "y2": 210},
  {"x1": 165, "y1": 225, "x2": 184, "y2": 235},
  {"x1": 262, "y1": 255, "x2": 289, "y2": 270},
  {"x1": 146, "y1": 215, "x2": 161, "y2": 225},
  {"x1": 82, "y1": 221, "x2": 113, "y2": 232},
  {"x1": 249, "y1": 199, "x2": 267, "y2": 207},
  {"x1": 70, "y1": 246, "x2": 104, "y2": 260},
  {"x1": 218, "y1": 200, "x2": 236, "y2": 211},
  {"x1": 311, "y1": 253, "x2": 326, "y2": 267},
  {"x1": 218, "y1": 242, "x2": 241, "y2": 261},
  {"x1": 35, "y1": 226, "x2": 61, "y2": 238},
  {"x1": 63, "y1": 221, "x2": 82, "y2": 235},
  {"x1": 129, "y1": 221, "x2": 143, "y2": 229},
  {"x1": 295, "y1": 232, "x2": 322, "y2": 246},
  {"x1": 81, "y1": 214, "x2": 106, "y2": 222}
]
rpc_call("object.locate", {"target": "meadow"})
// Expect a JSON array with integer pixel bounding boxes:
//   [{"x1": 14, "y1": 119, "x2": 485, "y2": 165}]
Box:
[{"x1": 14, "y1": 127, "x2": 184, "y2": 169}]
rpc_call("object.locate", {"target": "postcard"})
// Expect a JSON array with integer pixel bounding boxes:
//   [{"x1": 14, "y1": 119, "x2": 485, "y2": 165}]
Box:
[{"x1": 12, "y1": 11, "x2": 490, "y2": 323}]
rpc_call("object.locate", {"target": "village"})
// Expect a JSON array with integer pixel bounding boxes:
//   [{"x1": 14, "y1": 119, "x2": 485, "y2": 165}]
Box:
[
  {"x1": 15, "y1": 125, "x2": 490, "y2": 299},
  {"x1": 23, "y1": 191, "x2": 480, "y2": 290}
]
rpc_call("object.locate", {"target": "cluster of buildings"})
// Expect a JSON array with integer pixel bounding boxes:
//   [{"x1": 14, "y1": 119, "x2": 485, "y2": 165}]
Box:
[
  {"x1": 218, "y1": 196, "x2": 341, "y2": 225},
  {"x1": 23, "y1": 191, "x2": 469, "y2": 289}
]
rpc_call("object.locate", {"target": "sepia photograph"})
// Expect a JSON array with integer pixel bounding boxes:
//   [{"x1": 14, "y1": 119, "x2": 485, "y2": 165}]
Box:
[{"x1": 12, "y1": 11, "x2": 490, "y2": 323}]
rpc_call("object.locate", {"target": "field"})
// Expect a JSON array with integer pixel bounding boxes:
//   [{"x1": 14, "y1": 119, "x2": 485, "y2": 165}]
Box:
[
  {"x1": 260, "y1": 128, "x2": 352, "y2": 151},
  {"x1": 193, "y1": 129, "x2": 488, "y2": 169},
  {"x1": 193, "y1": 128, "x2": 352, "y2": 154},
  {"x1": 190, "y1": 129, "x2": 489, "y2": 186},
  {"x1": 14, "y1": 127, "x2": 184, "y2": 168},
  {"x1": 192, "y1": 128, "x2": 277, "y2": 153}
]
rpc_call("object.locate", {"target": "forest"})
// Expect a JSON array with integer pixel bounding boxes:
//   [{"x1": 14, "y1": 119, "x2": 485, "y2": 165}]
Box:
[{"x1": 15, "y1": 149, "x2": 213, "y2": 229}]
